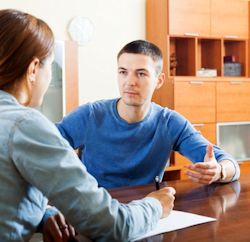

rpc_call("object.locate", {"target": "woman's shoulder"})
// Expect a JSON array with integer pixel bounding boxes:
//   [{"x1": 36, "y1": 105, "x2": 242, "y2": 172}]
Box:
[{"x1": 14, "y1": 107, "x2": 58, "y2": 136}]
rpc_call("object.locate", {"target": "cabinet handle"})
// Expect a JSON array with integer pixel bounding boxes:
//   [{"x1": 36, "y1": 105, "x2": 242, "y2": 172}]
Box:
[
  {"x1": 190, "y1": 81, "x2": 204, "y2": 84},
  {"x1": 230, "y1": 81, "x2": 243, "y2": 85},
  {"x1": 193, "y1": 124, "x2": 205, "y2": 127},
  {"x1": 224, "y1": 35, "x2": 239, "y2": 39},
  {"x1": 184, "y1": 32, "x2": 199, "y2": 37}
]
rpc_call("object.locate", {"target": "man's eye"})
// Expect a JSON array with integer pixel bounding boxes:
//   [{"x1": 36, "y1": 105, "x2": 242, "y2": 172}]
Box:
[
  {"x1": 119, "y1": 70, "x2": 127, "y2": 75},
  {"x1": 138, "y1": 72, "x2": 146, "y2": 77}
]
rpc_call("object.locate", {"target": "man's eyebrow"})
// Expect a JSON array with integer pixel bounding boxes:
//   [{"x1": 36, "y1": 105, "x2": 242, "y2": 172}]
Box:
[
  {"x1": 118, "y1": 67, "x2": 150, "y2": 73},
  {"x1": 136, "y1": 68, "x2": 149, "y2": 73},
  {"x1": 118, "y1": 67, "x2": 127, "y2": 70}
]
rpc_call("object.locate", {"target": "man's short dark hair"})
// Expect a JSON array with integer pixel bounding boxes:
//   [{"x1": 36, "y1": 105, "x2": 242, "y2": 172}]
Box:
[{"x1": 117, "y1": 40, "x2": 163, "y2": 75}]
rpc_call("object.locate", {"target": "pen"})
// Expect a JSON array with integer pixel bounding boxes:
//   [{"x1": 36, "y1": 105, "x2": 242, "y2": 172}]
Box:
[{"x1": 155, "y1": 176, "x2": 160, "y2": 190}]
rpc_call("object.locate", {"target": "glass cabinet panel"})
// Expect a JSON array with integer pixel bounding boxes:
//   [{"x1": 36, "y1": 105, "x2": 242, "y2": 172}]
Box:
[{"x1": 217, "y1": 122, "x2": 250, "y2": 162}]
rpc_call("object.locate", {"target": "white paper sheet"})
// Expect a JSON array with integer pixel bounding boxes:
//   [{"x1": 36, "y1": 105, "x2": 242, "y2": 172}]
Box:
[{"x1": 134, "y1": 210, "x2": 216, "y2": 241}]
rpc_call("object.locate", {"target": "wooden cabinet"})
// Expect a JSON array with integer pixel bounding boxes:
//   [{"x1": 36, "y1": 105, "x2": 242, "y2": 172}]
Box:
[
  {"x1": 217, "y1": 80, "x2": 250, "y2": 122},
  {"x1": 147, "y1": 0, "x2": 250, "y2": 180},
  {"x1": 147, "y1": 0, "x2": 249, "y2": 78},
  {"x1": 169, "y1": 0, "x2": 210, "y2": 36},
  {"x1": 211, "y1": 0, "x2": 249, "y2": 38},
  {"x1": 152, "y1": 0, "x2": 249, "y2": 38}
]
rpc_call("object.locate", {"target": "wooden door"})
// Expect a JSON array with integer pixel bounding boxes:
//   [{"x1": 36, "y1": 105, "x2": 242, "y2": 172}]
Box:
[
  {"x1": 174, "y1": 80, "x2": 216, "y2": 123},
  {"x1": 211, "y1": 0, "x2": 248, "y2": 38},
  {"x1": 169, "y1": 0, "x2": 210, "y2": 36},
  {"x1": 217, "y1": 80, "x2": 250, "y2": 122}
]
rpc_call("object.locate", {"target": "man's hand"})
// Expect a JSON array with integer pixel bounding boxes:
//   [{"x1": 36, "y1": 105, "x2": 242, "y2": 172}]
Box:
[
  {"x1": 147, "y1": 187, "x2": 176, "y2": 218},
  {"x1": 185, "y1": 144, "x2": 221, "y2": 184},
  {"x1": 43, "y1": 212, "x2": 76, "y2": 242}
]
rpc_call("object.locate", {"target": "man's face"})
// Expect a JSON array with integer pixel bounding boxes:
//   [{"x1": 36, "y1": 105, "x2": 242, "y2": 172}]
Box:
[{"x1": 117, "y1": 53, "x2": 161, "y2": 107}]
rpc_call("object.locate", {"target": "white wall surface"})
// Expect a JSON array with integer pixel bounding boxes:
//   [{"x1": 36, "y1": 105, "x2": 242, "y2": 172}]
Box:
[{"x1": 0, "y1": 0, "x2": 145, "y2": 104}]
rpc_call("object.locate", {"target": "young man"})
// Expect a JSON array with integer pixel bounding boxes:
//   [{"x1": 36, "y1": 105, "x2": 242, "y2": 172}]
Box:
[{"x1": 57, "y1": 40, "x2": 240, "y2": 189}]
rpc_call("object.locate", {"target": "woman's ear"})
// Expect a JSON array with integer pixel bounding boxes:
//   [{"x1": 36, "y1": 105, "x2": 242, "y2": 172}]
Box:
[
  {"x1": 155, "y1": 72, "x2": 165, "y2": 90},
  {"x1": 26, "y1": 58, "x2": 40, "y2": 85}
]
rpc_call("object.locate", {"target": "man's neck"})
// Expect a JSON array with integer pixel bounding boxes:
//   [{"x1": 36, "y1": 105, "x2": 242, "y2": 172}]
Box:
[{"x1": 117, "y1": 99, "x2": 151, "y2": 123}]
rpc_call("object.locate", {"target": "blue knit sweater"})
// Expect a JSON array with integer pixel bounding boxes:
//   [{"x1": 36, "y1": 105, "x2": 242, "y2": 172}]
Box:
[{"x1": 57, "y1": 98, "x2": 239, "y2": 188}]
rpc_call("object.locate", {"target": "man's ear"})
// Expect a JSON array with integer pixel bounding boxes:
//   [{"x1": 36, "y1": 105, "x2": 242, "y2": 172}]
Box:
[
  {"x1": 155, "y1": 72, "x2": 165, "y2": 90},
  {"x1": 26, "y1": 58, "x2": 40, "y2": 85}
]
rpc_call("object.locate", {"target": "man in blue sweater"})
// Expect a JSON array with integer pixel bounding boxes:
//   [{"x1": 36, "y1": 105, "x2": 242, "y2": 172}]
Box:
[{"x1": 57, "y1": 40, "x2": 240, "y2": 189}]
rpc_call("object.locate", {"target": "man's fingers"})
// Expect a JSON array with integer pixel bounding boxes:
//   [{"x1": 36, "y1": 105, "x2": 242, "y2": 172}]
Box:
[
  {"x1": 186, "y1": 171, "x2": 213, "y2": 184},
  {"x1": 186, "y1": 162, "x2": 217, "y2": 170}
]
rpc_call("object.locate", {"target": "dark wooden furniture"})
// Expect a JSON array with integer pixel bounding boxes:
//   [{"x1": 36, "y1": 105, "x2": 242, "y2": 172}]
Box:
[{"x1": 108, "y1": 174, "x2": 248, "y2": 242}]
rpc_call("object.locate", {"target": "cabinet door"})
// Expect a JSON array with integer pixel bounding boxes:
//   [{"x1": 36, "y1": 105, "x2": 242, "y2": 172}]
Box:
[
  {"x1": 211, "y1": 0, "x2": 248, "y2": 38},
  {"x1": 239, "y1": 162, "x2": 250, "y2": 175},
  {"x1": 169, "y1": 0, "x2": 210, "y2": 36},
  {"x1": 217, "y1": 81, "x2": 250, "y2": 122},
  {"x1": 174, "y1": 81, "x2": 216, "y2": 123}
]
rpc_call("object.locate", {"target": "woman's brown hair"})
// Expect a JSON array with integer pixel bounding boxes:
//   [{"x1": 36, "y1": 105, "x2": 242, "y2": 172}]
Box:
[{"x1": 0, "y1": 9, "x2": 54, "y2": 89}]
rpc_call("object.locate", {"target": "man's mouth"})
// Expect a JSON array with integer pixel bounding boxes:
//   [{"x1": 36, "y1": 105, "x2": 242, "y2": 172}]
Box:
[{"x1": 124, "y1": 90, "x2": 138, "y2": 95}]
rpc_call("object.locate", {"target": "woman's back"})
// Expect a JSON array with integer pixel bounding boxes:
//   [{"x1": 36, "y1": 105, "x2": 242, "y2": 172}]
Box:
[{"x1": 0, "y1": 90, "x2": 48, "y2": 241}]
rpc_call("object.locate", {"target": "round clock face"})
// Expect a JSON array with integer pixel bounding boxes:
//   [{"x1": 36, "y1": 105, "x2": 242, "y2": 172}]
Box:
[{"x1": 68, "y1": 16, "x2": 95, "y2": 45}]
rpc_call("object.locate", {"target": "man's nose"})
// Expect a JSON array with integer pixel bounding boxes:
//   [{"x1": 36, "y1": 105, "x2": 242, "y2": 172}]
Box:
[{"x1": 125, "y1": 73, "x2": 137, "y2": 86}]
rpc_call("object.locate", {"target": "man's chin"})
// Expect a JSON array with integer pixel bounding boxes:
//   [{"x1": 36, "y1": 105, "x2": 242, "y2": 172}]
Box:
[{"x1": 122, "y1": 99, "x2": 142, "y2": 107}]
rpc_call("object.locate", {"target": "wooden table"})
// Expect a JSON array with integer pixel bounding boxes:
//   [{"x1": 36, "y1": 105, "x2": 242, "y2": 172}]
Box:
[{"x1": 109, "y1": 174, "x2": 249, "y2": 242}]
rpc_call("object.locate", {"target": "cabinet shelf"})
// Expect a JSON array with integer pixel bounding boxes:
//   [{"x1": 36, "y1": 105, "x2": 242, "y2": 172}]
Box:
[
  {"x1": 169, "y1": 37, "x2": 196, "y2": 76},
  {"x1": 198, "y1": 38, "x2": 222, "y2": 76},
  {"x1": 223, "y1": 39, "x2": 248, "y2": 77},
  {"x1": 169, "y1": 36, "x2": 248, "y2": 78}
]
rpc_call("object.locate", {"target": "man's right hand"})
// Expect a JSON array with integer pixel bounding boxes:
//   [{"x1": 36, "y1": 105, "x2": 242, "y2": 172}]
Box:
[{"x1": 146, "y1": 187, "x2": 176, "y2": 218}]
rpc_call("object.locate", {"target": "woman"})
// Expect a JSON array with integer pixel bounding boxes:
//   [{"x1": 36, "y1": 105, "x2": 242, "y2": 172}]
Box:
[{"x1": 0, "y1": 9, "x2": 175, "y2": 242}]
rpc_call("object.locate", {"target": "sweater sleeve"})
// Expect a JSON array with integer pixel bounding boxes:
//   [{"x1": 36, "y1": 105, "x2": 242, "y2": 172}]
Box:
[
  {"x1": 10, "y1": 110, "x2": 162, "y2": 241},
  {"x1": 168, "y1": 111, "x2": 240, "y2": 181},
  {"x1": 56, "y1": 104, "x2": 91, "y2": 149}
]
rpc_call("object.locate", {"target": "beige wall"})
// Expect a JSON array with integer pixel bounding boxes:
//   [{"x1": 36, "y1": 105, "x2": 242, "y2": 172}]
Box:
[{"x1": 0, "y1": 0, "x2": 145, "y2": 104}]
